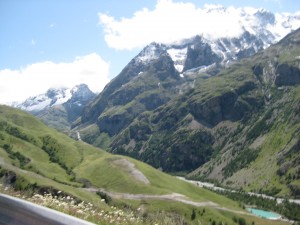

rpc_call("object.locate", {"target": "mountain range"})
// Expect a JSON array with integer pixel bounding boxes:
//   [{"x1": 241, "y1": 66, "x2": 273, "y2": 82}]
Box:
[
  {"x1": 9, "y1": 6, "x2": 300, "y2": 198},
  {"x1": 73, "y1": 9, "x2": 300, "y2": 198}
]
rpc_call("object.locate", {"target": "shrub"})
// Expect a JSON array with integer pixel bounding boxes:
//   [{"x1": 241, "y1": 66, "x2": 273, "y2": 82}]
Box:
[{"x1": 96, "y1": 191, "x2": 112, "y2": 204}]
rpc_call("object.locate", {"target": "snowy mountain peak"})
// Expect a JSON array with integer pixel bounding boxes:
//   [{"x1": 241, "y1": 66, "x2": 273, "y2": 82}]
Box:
[
  {"x1": 46, "y1": 87, "x2": 67, "y2": 98},
  {"x1": 156, "y1": 6, "x2": 300, "y2": 73},
  {"x1": 136, "y1": 42, "x2": 167, "y2": 63},
  {"x1": 165, "y1": 29, "x2": 268, "y2": 73},
  {"x1": 129, "y1": 5, "x2": 300, "y2": 74},
  {"x1": 182, "y1": 5, "x2": 300, "y2": 42},
  {"x1": 69, "y1": 84, "x2": 96, "y2": 103},
  {"x1": 14, "y1": 84, "x2": 95, "y2": 112},
  {"x1": 254, "y1": 9, "x2": 275, "y2": 25},
  {"x1": 71, "y1": 83, "x2": 88, "y2": 95}
]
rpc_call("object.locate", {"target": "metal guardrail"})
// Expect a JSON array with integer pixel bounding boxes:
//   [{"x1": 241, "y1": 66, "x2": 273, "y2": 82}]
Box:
[{"x1": 0, "y1": 193, "x2": 96, "y2": 225}]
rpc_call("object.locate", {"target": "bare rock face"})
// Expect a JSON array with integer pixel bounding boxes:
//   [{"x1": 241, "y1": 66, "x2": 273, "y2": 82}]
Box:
[
  {"x1": 190, "y1": 82, "x2": 257, "y2": 127},
  {"x1": 99, "y1": 112, "x2": 135, "y2": 137},
  {"x1": 82, "y1": 47, "x2": 180, "y2": 137},
  {"x1": 275, "y1": 64, "x2": 300, "y2": 86},
  {"x1": 183, "y1": 36, "x2": 222, "y2": 71}
]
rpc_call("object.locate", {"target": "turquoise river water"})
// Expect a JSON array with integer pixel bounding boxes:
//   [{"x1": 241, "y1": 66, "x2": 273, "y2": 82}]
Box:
[{"x1": 246, "y1": 208, "x2": 281, "y2": 220}]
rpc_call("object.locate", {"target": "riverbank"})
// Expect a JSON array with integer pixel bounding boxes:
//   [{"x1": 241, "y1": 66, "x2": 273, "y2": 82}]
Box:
[
  {"x1": 176, "y1": 177, "x2": 300, "y2": 205},
  {"x1": 177, "y1": 177, "x2": 300, "y2": 222}
]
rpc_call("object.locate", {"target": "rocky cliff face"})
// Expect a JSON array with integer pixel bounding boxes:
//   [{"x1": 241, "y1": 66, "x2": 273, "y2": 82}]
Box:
[
  {"x1": 79, "y1": 43, "x2": 182, "y2": 137},
  {"x1": 275, "y1": 64, "x2": 300, "y2": 86},
  {"x1": 181, "y1": 36, "x2": 222, "y2": 71},
  {"x1": 189, "y1": 81, "x2": 257, "y2": 127},
  {"x1": 63, "y1": 84, "x2": 96, "y2": 123}
]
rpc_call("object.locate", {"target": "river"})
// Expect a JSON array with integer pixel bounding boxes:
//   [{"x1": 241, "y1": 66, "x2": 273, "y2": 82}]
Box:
[{"x1": 176, "y1": 177, "x2": 300, "y2": 205}]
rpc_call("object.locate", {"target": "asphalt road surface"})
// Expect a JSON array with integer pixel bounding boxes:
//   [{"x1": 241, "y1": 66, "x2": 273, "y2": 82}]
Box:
[{"x1": 0, "y1": 193, "x2": 95, "y2": 225}]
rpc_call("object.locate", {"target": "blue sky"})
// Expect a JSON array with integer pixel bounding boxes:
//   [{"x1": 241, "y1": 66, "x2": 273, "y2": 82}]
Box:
[{"x1": 0, "y1": 0, "x2": 299, "y2": 103}]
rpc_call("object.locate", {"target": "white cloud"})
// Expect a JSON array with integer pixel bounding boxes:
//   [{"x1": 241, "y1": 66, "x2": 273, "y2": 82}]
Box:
[
  {"x1": 0, "y1": 53, "x2": 110, "y2": 104},
  {"x1": 98, "y1": 0, "x2": 248, "y2": 50}
]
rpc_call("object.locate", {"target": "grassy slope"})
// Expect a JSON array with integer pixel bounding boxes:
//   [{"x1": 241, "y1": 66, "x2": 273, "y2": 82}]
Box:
[
  {"x1": 184, "y1": 30, "x2": 300, "y2": 198},
  {"x1": 0, "y1": 105, "x2": 291, "y2": 224},
  {"x1": 226, "y1": 85, "x2": 300, "y2": 196}
]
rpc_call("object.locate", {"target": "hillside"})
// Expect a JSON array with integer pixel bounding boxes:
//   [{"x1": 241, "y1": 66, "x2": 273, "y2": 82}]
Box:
[
  {"x1": 189, "y1": 29, "x2": 300, "y2": 196},
  {"x1": 75, "y1": 27, "x2": 300, "y2": 199},
  {"x1": 76, "y1": 6, "x2": 300, "y2": 142},
  {"x1": 113, "y1": 28, "x2": 300, "y2": 197},
  {"x1": 1, "y1": 105, "x2": 288, "y2": 225}
]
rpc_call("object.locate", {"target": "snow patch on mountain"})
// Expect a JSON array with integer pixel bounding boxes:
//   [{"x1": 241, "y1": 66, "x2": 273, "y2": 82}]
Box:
[
  {"x1": 163, "y1": 8, "x2": 300, "y2": 73},
  {"x1": 15, "y1": 87, "x2": 69, "y2": 112},
  {"x1": 269, "y1": 12, "x2": 300, "y2": 41},
  {"x1": 128, "y1": 6, "x2": 300, "y2": 74},
  {"x1": 14, "y1": 84, "x2": 95, "y2": 112},
  {"x1": 100, "y1": 1, "x2": 300, "y2": 51},
  {"x1": 136, "y1": 42, "x2": 167, "y2": 64},
  {"x1": 167, "y1": 48, "x2": 188, "y2": 72},
  {"x1": 196, "y1": 5, "x2": 300, "y2": 41}
]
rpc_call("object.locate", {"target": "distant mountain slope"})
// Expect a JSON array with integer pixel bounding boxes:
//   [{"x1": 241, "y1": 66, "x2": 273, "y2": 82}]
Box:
[
  {"x1": 76, "y1": 33, "x2": 271, "y2": 146},
  {"x1": 77, "y1": 7, "x2": 300, "y2": 144},
  {"x1": 165, "y1": 5, "x2": 300, "y2": 74},
  {"x1": 13, "y1": 84, "x2": 96, "y2": 132},
  {"x1": 76, "y1": 26, "x2": 300, "y2": 198},
  {"x1": 112, "y1": 28, "x2": 300, "y2": 197}
]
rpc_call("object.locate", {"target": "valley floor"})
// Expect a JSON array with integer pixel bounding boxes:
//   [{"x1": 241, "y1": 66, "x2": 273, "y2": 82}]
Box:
[{"x1": 177, "y1": 177, "x2": 300, "y2": 205}]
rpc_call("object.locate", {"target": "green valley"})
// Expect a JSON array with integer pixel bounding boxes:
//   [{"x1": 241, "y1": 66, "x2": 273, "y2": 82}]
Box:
[{"x1": 0, "y1": 104, "x2": 292, "y2": 224}]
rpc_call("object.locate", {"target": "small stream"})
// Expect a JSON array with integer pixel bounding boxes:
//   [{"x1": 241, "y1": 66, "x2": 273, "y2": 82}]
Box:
[{"x1": 77, "y1": 131, "x2": 81, "y2": 141}]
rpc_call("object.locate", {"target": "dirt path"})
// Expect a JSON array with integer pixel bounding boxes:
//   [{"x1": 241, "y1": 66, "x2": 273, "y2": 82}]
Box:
[
  {"x1": 113, "y1": 158, "x2": 150, "y2": 184},
  {"x1": 83, "y1": 187, "x2": 253, "y2": 216},
  {"x1": 85, "y1": 187, "x2": 257, "y2": 216}
]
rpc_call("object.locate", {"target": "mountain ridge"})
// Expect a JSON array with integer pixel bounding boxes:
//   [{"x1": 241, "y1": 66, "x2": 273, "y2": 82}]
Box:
[
  {"x1": 77, "y1": 7, "x2": 300, "y2": 135},
  {"x1": 76, "y1": 27, "x2": 300, "y2": 197}
]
